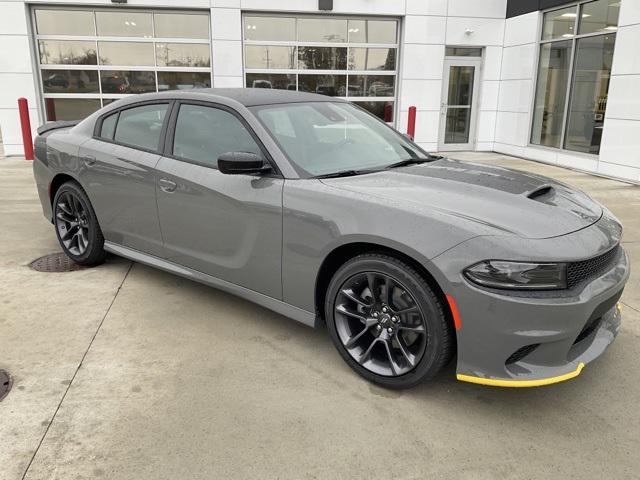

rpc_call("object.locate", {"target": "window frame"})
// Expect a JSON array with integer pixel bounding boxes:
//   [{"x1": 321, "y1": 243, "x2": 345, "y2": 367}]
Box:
[
  {"x1": 93, "y1": 99, "x2": 174, "y2": 154},
  {"x1": 163, "y1": 100, "x2": 282, "y2": 177},
  {"x1": 529, "y1": 0, "x2": 619, "y2": 156}
]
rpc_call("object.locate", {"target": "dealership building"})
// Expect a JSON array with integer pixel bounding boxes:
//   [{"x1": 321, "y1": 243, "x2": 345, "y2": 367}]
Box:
[{"x1": 0, "y1": 0, "x2": 638, "y2": 182}]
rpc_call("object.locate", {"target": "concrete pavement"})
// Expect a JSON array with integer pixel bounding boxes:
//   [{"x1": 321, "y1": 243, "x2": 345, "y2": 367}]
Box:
[{"x1": 0, "y1": 153, "x2": 639, "y2": 479}]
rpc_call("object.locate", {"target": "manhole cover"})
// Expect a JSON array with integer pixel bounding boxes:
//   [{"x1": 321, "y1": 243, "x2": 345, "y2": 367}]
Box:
[
  {"x1": 0, "y1": 370, "x2": 12, "y2": 402},
  {"x1": 29, "y1": 252, "x2": 85, "y2": 273}
]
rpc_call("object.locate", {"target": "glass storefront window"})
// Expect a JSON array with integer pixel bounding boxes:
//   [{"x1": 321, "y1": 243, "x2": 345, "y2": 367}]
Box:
[
  {"x1": 155, "y1": 43, "x2": 211, "y2": 67},
  {"x1": 531, "y1": 1, "x2": 618, "y2": 154},
  {"x1": 564, "y1": 34, "x2": 615, "y2": 154},
  {"x1": 100, "y1": 70, "x2": 156, "y2": 94},
  {"x1": 98, "y1": 42, "x2": 155, "y2": 66},
  {"x1": 298, "y1": 18, "x2": 348, "y2": 43},
  {"x1": 35, "y1": 10, "x2": 95, "y2": 36},
  {"x1": 245, "y1": 45, "x2": 296, "y2": 69},
  {"x1": 531, "y1": 41, "x2": 572, "y2": 148},
  {"x1": 542, "y1": 6, "x2": 578, "y2": 40},
  {"x1": 38, "y1": 40, "x2": 97, "y2": 65},
  {"x1": 44, "y1": 98, "x2": 101, "y2": 121},
  {"x1": 347, "y1": 20, "x2": 397, "y2": 44},
  {"x1": 96, "y1": 11, "x2": 153, "y2": 37},
  {"x1": 34, "y1": 8, "x2": 212, "y2": 122},
  {"x1": 245, "y1": 73, "x2": 296, "y2": 90},
  {"x1": 445, "y1": 47, "x2": 483, "y2": 57},
  {"x1": 298, "y1": 47, "x2": 347, "y2": 70},
  {"x1": 348, "y1": 48, "x2": 396, "y2": 71},
  {"x1": 298, "y1": 74, "x2": 346, "y2": 96},
  {"x1": 41, "y1": 70, "x2": 99, "y2": 93},
  {"x1": 243, "y1": 15, "x2": 399, "y2": 125},
  {"x1": 154, "y1": 13, "x2": 209, "y2": 39},
  {"x1": 157, "y1": 72, "x2": 211, "y2": 91},
  {"x1": 579, "y1": 0, "x2": 621, "y2": 35},
  {"x1": 244, "y1": 16, "x2": 295, "y2": 42},
  {"x1": 347, "y1": 75, "x2": 394, "y2": 97}
]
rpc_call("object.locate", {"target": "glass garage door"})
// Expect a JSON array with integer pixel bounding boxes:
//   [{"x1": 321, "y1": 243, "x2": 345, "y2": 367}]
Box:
[
  {"x1": 33, "y1": 7, "x2": 211, "y2": 121},
  {"x1": 243, "y1": 15, "x2": 398, "y2": 123}
]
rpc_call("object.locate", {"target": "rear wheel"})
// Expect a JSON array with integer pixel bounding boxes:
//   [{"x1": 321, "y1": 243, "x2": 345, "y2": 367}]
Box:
[
  {"x1": 53, "y1": 182, "x2": 106, "y2": 266},
  {"x1": 325, "y1": 253, "x2": 453, "y2": 389}
]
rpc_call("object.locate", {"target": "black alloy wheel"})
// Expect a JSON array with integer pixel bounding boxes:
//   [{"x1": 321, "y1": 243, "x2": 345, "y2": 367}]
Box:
[
  {"x1": 53, "y1": 182, "x2": 106, "y2": 266},
  {"x1": 56, "y1": 190, "x2": 90, "y2": 256},
  {"x1": 326, "y1": 253, "x2": 454, "y2": 389},
  {"x1": 335, "y1": 271, "x2": 428, "y2": 376}
]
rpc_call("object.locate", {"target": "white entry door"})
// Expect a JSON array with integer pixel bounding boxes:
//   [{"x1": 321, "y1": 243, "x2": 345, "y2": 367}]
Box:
[{"x1": 438, "y1": 58, "x2": 481, "y2": 151}]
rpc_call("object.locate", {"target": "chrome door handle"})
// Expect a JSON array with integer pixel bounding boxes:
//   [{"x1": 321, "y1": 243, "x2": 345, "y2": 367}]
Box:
[
  {"x1": 159, "y1": 178, "x2": 177, "y2": 193},
  {"x1": 83, "y1": 155, "x2": 96, "y2": 167}
]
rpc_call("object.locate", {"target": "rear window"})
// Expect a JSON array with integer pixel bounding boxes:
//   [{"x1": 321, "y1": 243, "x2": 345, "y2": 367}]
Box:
[
  {"x1": 113, "y1": 104, "x2": 168, "y2": 151},
  {"x1": 99, "y1": 112, "x2": 117, "y2": 139}
]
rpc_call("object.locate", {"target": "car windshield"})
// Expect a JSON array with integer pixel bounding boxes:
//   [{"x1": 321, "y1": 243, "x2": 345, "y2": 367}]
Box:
[{"x1": 250, "y1": 102, "x2": 430, "y2": 177}]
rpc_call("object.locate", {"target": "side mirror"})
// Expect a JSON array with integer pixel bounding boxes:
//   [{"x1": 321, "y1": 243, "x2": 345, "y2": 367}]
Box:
[{"x1": 218, "y1": 152, "x2": 270, "y2": 175}]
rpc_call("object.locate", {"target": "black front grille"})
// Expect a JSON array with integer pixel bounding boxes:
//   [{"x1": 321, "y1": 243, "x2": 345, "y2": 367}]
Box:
[
  {"x1": 506, "y1": 344, "x2": 540, "y2": 365},
  {"x1": 567, "y1": 246, "x2": 620, "y2": 289}
]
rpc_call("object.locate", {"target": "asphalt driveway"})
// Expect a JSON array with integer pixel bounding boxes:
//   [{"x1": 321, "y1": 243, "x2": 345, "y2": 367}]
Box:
[{"x1": 1, "y1": 152, "x2": 639, "y2": 479}]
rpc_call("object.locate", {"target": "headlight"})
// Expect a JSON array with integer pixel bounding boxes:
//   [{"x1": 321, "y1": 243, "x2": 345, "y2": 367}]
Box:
[{"x1": 464, "y1": 261, "x2": 567, "y2": 290}]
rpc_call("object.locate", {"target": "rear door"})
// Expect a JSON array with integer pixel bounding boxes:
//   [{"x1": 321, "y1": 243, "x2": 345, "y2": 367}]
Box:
[
  {"x1": 78, "y1": 102, "x2": 171, "y2": 257},
  {"x1": 155, "y1": 101, "x2": 284, "y2": 299}
]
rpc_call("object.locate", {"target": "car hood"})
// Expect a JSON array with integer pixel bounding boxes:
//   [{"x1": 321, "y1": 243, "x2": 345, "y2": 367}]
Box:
[{"x1": 320, "y1": 158, "x2": 602, "y2": 239}]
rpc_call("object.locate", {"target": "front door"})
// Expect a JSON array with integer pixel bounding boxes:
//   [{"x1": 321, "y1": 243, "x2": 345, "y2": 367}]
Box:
[
  {"x1": 155, "y1": 102, "x2": 284, "y2": 299},
  {"x1": 438, "y1": 58, "x2": 481, "y2": 151}
]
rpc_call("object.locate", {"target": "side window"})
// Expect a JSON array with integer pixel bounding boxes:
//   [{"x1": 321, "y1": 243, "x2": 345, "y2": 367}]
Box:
[
  {"x1": 99, "y1": 112, "x2": 118, "y2": 140},
  {"x1": 113, "y1": 104, "x2": 168, "y2": 151},
  {"x1": 172, "y1": 104, "x2": 262, "y2": 166}
]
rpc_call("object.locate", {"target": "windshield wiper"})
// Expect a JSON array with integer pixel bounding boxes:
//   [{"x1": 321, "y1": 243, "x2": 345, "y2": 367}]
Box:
[
  {"x1": 314, "y1": 169, "x2": 372, "y2": 179},
  {"x1": 385, "y1": 158, "x2": 431, "y2": 169}
]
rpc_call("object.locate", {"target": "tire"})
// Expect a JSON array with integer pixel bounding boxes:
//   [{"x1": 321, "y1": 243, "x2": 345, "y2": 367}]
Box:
[
  {"x1": 52, "y1": 181, "x2": 106, "y2": 266},
  {"x1": 325, "y1": 253, "x2": 454, "y2": 389}
]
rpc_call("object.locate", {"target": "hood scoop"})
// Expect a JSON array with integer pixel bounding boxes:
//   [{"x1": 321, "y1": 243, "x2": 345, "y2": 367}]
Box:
[{"x1": 525, "y1": 184, "x2": 555, "y2": 201}]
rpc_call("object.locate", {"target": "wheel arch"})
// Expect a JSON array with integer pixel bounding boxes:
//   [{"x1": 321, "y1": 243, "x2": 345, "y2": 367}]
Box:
[
  {"x1": 49, "y1": 173, "x2": 80, "y2": 206},
  {"x1": 314, "y1": 242, "x2": 456, "y2": 336}
]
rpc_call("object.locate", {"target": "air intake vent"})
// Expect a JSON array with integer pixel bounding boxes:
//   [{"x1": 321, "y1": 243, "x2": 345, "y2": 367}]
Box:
[
  {"x1": 506, "y1": 344, "x2": 540, "y2": 365},
  {"x1": 526, "y1": 185, "x2": 554, "y2": 200}
]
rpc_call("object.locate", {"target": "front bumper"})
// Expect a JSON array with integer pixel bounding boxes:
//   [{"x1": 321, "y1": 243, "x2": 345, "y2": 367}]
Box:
[{"x1": 431, "y1": 219, "x2": 630, "y2": 387}]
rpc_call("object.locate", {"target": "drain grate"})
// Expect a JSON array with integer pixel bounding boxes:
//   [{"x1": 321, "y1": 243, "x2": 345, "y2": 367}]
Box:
[
  {"x1": 29, "y1": 252, "x2": 85, "y2": 273},
  {"x1": 0, "y1": 370, "x2": 12, "y2": 402}
]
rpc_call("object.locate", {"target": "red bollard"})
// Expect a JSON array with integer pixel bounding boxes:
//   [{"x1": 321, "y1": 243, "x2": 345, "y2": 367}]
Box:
[
  {"x1": 407, "y1": 106, "x2": 417, "y2": 140},
  {"x1": 18, "y1": 97, "x2": 34, "y2": 160}
]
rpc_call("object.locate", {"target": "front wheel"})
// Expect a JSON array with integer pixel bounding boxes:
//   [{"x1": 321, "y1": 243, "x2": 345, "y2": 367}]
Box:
[
  {"x1": 53, "y1": 181, "x2": 106, "y2": 266},
  {"x1": 325, "y1": 253, "x2": 454, "y2": 389}
]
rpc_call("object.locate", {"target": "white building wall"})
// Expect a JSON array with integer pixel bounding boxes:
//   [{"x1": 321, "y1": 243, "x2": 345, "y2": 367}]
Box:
[
  {"x1": 398, "y1": 0, "x2": 507, "y2": 152},
  {"x1": 598, "y1": 0, "x2": 640, "y2": 182},
  {"x1": 0, "y1": 1, "x2": 39, "y2": 156},
  {"x1": 493, "y1": 12, "x2": 538, "y2": 160}
]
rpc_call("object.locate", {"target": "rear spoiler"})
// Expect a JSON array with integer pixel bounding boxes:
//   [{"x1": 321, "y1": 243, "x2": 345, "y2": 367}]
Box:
[{"x1": 37, "y1": 120, "x2": 80, "y2": 136}]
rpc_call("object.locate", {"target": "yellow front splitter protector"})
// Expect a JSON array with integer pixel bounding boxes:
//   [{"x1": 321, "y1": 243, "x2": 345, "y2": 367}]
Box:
[{"x1": 457, "y1": 362, "x2": 585, "y2": 388}]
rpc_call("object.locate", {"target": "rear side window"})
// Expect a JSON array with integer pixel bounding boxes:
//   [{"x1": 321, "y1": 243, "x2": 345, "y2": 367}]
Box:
[
  {"x1": 99, "y1": 112, "x2": 118, "y2": 140},
  {"x1": 114, "y1": 104, "x2": 168, "y2": 151},
  {"x1": 172, "y1": 104, "x2": 261, "y2": 167}
]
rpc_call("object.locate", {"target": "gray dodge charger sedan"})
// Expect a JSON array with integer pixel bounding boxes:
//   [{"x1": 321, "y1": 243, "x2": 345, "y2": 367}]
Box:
[{"x1": 33, "y1": 89, "x2": 629, "y2": 389}]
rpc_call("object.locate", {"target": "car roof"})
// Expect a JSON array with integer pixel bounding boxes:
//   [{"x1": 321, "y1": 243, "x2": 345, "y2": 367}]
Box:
[{"x1": 121, "y1": 88, "x2": 345, "y2": 107}]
